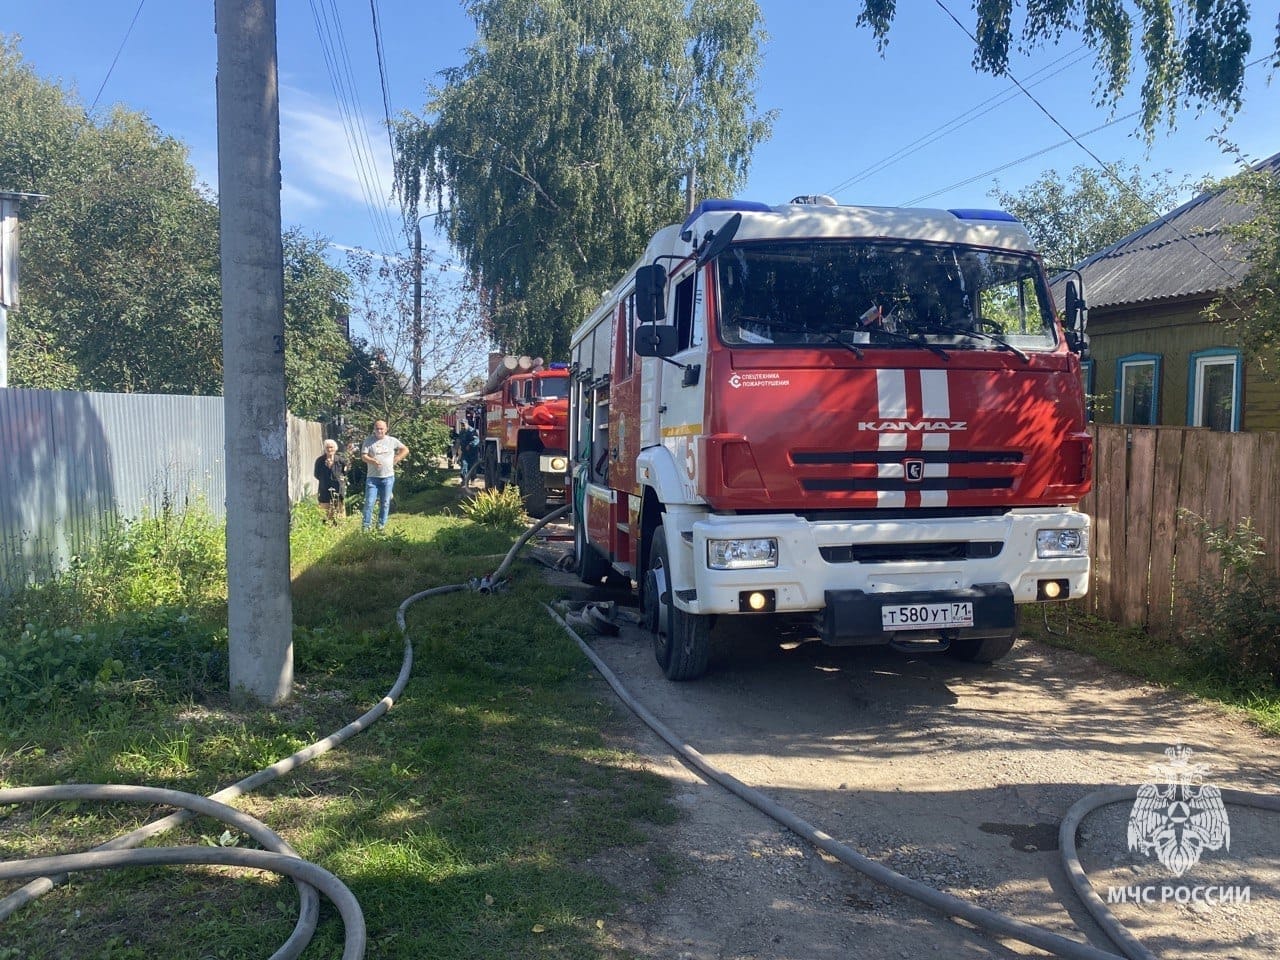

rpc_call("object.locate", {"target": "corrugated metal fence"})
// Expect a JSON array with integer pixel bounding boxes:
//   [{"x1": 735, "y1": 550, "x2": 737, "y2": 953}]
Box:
[
  {"x1": 0, "y1": 387, "x2": 322, "y2": 590},
  {"x1": 1079, "y1": 423, "x2": 1280, "y2": 635}
]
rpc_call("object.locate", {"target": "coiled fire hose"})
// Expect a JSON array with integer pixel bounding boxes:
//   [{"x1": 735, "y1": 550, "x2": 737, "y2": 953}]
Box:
[
  {"x1": 4, "y1": 501, "x2": 1275, "y2": 960},
  {"x1": 0, "y1": 500, "x2": 567, "y2": 959}
]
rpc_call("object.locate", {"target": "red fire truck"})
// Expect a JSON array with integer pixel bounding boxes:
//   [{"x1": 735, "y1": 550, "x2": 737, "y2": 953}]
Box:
[
  {"x1": 569, "y1": 197, "x2": 1092, "y2": 680},
  {"x1": 480, "y1": 357, "x2": 570, "y2": 516}
]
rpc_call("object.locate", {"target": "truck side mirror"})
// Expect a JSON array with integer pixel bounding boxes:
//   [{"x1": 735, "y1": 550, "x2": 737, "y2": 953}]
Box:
[
  {"x1": 634, "y1": 324, "x2": 678, "y2": 358},
  {"x1": 694, "y1": 212, "x2": 742, "y2": 267},
  {"x1": 1064, "y1": 280, "x2": 1089, "y2": 358},
  {"x1": 1064, "y1": 281, "x2": 1081, "y2": 329},
  {"x1": 635, "y1": 264, "x2": 667, "y2": 324}
]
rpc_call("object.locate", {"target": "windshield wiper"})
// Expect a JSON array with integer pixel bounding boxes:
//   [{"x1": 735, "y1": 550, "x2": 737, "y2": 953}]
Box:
[
  {"x1": 869, "y1": 327, "x2": 950, "y2": 361},
  {"x1": 816, "y1": 331, "x2": 864, "y2": 359},
  {"x1": 935, "y1": 325, "x2": 1029, "y2": 363},
  {"x1": 730, "y1": 317, "x2": 865, "y2": 358}
]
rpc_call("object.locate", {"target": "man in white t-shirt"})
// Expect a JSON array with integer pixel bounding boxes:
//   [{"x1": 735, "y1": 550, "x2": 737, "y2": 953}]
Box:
[{"x1": 360, "y1": 420, "x2": 409, "y2": 530}]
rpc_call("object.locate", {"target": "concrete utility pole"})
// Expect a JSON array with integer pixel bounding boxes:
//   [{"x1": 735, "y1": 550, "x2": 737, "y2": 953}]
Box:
[{"x1": 216, "y1": 0, "x2": 292, "y2": 705}]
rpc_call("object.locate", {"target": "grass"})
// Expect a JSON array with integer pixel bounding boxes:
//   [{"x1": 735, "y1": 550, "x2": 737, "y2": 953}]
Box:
[
  {"x1": 0, "y1": 467, "x2": 675, "y2": 959},
  {"x1": 1026, "y1": 603, "x2": 1280, "y2": 736}
]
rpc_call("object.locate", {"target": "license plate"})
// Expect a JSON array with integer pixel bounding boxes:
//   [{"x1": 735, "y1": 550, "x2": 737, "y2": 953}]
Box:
[{"x1": 881, "y1": 601, "x2": 974, "y2": 631}]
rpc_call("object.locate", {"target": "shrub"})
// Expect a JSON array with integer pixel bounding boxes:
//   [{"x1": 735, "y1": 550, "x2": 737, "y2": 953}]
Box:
[
  {"x1": 0, "y1": 609, "x2": 227, "y2": 728},
  {"x1": 2, "y1": 507, "x2": 225, "y2": 632},
  {"x1": 1178, "y1": 511, "x2": 1280, "y2": 685},
  {"x1": 459, "y1": 486, "x2": 528, "y2": 528}
]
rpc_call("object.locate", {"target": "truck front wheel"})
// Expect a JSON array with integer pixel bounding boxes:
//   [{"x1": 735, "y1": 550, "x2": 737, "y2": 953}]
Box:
[
  {"x1": 945, "y1": 613, "x2": 1020, "y2": 663},
  {"x1": 646, "y1": 525, "x2": 711, "y2": 681},
  {"x1": 517, "y1": 450, "x2": 547, "y2": 516}
]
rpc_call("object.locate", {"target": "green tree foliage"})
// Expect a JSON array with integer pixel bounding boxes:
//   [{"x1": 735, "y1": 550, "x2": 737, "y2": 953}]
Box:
[
  {"x1": 1, "y1": 37, "x2": 222, "y2": 392},
  {"x1": 1204, "y1": 154, "x2": 1280, "y2": 369},
  {"x1": 989, "y1": 162, "x2": 1185, "y2": 273},
  {"x1": 855, "y1": 1, "x2": 1276, "y2": 140},
  {"x1": 0, "y1": 38, "x2": 354, "y2": 414},
  {"x1": 282, "y1": 230, "x2": 354, "y2": 419},
  {"x1": 394, "y1": 0, "x2": 773, "y2": 358}
]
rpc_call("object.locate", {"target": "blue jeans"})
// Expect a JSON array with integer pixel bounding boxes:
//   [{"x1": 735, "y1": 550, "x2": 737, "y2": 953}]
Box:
[{"x1": 363, "y1": 475, "x2": 395, "y2": 529}]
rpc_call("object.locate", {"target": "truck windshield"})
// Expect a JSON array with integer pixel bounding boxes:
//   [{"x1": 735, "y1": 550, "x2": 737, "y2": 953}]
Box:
[
  {"x1": 716, "y1": 239, "x2": 1058, "y2": 353},
  {"x1": 535, "y1": 377, "x2": 569, "y2": 400}
]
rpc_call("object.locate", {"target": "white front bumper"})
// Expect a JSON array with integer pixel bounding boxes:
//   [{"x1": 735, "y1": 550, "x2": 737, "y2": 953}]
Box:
[{"x1": 674, "y1": 509, "x2": 1090, "y2": 615}]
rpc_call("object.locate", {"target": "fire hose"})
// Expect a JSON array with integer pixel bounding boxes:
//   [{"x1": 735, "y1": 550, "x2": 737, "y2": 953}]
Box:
[{"x1": 3, "y1": 502, "x2": 1275, "y2": 959}]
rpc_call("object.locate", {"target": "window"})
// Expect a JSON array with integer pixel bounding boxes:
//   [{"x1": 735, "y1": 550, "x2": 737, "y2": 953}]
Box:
[
  {"x1": 672, "y1": 271, "x2": 696, "y2": 350},
  {"x1": 1115, "y1": 354, "x2": 1161, "y2": 425},
  {"x1": 619, "y1": 292, "x2": 636, "y2": 380},
  {"x1": 1188, "y1": 349, "x2": 1242, "y2": 432},
  {"x1": 1080, "y1": 358, "x2": 1095, "y2": 422},
  {"x1": 714, "y1": 239, "x2": 1057, "y2": 351}
]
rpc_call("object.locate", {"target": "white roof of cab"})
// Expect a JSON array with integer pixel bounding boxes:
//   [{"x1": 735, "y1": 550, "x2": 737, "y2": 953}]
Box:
[
  {"x1": 658, "y1": 202, "x2": 1037, "y2": 262},
  {"x1": 574, "y1": 201, "x2": 1038, "y2": 345}
]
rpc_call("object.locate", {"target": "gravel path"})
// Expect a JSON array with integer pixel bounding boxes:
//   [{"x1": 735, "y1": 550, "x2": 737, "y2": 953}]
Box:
[{"x1": 542, "y1": 555, "x2": 1280, "y2": 960}]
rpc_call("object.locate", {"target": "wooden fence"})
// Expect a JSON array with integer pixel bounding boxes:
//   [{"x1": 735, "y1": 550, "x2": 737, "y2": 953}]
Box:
[{"x1": 1079, "y1": 424, "x2": 1280, "y2": 634}]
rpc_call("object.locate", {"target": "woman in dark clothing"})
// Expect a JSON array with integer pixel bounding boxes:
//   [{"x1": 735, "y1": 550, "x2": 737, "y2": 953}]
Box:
[{"x1": 314, "y1": 439, "x2": 348, "y2": 524}]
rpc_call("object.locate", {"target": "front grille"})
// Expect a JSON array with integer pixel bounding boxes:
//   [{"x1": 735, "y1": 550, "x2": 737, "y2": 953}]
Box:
[
  {"x1": 802, "y1": 476, "x2": 1014, "y2": 492},
  {"x1": 820, "y1": 540, "x2": 1004, "y2": 564},
  {"x1": 792, "y1": 450, "x2": 1022, "y2": 465},
  {"x1": 793, "y1": 447, "x2": 1022, "y2": 493}
]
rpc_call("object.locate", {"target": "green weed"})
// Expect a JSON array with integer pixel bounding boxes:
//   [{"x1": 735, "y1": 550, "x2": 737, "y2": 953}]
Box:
[
  {"x1": 459, "y1": 485, "x2": 529, "y2": 529},
  {"x1": 0, "y1": 483, "x2": 677, "y2": 960}
]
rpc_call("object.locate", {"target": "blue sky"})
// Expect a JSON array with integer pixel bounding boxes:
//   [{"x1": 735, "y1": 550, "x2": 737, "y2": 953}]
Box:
[{"x1": 6, "y1": 3, "x2": 1277, "y2": 285}]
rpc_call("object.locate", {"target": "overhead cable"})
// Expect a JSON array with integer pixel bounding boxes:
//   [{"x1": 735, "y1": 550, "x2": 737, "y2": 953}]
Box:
[{"x1": 88, "y1": 0, "x2": 148, "y2": 115}]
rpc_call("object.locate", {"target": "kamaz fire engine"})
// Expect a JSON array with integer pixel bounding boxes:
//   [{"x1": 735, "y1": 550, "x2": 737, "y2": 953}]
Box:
[
  {"x1": 569, "y1": 196, "x2": 1092, "y2": 680},
  {"x1": 480, "y1": 356, "x2": 570, "y2": 516}
]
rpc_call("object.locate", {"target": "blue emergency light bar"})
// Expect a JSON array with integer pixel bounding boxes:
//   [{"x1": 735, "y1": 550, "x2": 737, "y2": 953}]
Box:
[
  {"x1": 681, "y1": 198, "x2": 772, "y2": 234},
  {"x1": 947, "y1": 208, "x2": 1020, "y2": 222}
]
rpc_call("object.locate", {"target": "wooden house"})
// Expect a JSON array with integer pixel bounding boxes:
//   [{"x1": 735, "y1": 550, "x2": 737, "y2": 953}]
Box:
[{"x1": 1052, "y1": 152, "x2": 1280, "y2": 431}]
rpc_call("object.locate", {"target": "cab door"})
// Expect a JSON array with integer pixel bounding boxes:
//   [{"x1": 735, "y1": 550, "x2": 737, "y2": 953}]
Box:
[{"x1": 656, "y1": 263, "x2": 710, "y2": 504}]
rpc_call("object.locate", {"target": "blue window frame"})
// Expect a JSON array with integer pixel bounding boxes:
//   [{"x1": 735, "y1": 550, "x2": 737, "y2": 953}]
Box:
[
  {"x1": 1187, "y1": 348, "x2": 1242, "y2": 432},
  {"x1": 1080, "y1": 358, "x2": 1095, "y2": 422},
  {"x1": 1115, "y1": 353, "x2": 1161, "y2": 425}
]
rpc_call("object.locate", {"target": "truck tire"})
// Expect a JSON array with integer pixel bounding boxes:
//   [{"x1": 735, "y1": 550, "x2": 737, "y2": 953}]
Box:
[
  {"x1": 946, "y1": 612, "x2": 1020, "y2": 663},
  {"x1": 647, "y1": 525, "x2": 711, "y2": 681},
  {"x1": 517, "y1": 450, "x2": 547, "y2": 516},
  {"x1": 575, "y1": 516, "x2": 611, "y2": 586},
  {"x1": 484, "y1": 447, "x2": 505, "y2": 492}
]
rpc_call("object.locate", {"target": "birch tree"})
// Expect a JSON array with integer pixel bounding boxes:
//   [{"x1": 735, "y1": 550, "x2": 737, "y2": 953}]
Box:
[{"x1": 394, "y1": 0, "x2": 773, "y2": 358}]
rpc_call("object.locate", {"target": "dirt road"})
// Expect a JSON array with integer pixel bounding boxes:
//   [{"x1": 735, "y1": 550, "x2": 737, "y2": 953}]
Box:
[{"x1": 542, "y1": 556, "x2": 1280, "y2": 960}]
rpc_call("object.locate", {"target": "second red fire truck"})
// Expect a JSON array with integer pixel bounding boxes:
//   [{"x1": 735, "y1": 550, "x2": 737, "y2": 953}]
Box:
[{"x1": 480, "y1": 357, "x2": 570, "y2": 516}]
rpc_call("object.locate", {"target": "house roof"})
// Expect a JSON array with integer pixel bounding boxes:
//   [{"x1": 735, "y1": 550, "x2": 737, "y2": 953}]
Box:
[{"x1": 1052, "y1": 151, "x2": 1279, "y2": 311}]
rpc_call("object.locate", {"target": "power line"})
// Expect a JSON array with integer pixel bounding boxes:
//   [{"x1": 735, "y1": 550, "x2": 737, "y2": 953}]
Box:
[
  {"x1": 309, "y1": 0, "x2": 401, "y2": 256},
  {"x1": 930, "y1": 0, "x2": 1252, "y2": 289},
  {"x1": 900, "y1": 109, "x2": 1140, "y2": 206},
  {"x1": 823, "y1": 45, "x2": 1091, "y2": 198},
  {"x1": 88, "y1": 0, "x2": 147, "y2": 115},
  {"x1": 368, "y1": 0, "x2": 401, "y2": 209}
]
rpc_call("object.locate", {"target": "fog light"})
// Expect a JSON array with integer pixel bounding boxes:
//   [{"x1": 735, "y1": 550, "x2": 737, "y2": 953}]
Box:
[
  {"x1": 1037, "y1": 578, "x2": 1069, "y2": 601},
  {"x1": 709, "y1": 537, "x2": 778, "y2": 570},
  {"x1": 738, "y1": 590, "x2": 775, "y2": 612},
  {"x1": 1036, "y1": 528, "x2": 1087, "y2": 558}
]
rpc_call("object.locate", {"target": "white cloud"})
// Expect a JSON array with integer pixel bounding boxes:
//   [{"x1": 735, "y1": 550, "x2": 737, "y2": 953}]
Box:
[{"x1": 278, "y1": 84, "x2": 402, "y2": 249}]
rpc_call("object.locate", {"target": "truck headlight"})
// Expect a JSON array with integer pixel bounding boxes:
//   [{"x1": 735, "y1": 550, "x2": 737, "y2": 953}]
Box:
[
  {"x1": 708, "y1": 538, "x2": 778, "y2": 570},
  {"x1": 549, "y1": 456, "x2": 567, "y2": 472},
  {"x1": 1036, "y1": 528, "x2": 1086, "y2": 558}
]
